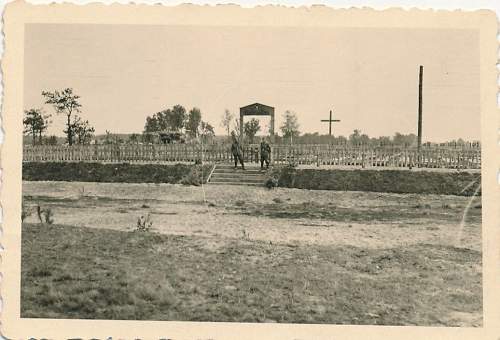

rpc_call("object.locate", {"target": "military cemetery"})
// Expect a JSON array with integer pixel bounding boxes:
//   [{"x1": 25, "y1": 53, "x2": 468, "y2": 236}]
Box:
[{"x1": 19, "y1": 22, "x2": 483, "y2": 328}]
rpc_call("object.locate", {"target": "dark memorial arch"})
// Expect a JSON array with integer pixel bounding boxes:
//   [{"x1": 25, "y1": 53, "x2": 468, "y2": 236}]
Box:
[{"x1": 240, "y1": 103, "x2": 275, "y2": 137}]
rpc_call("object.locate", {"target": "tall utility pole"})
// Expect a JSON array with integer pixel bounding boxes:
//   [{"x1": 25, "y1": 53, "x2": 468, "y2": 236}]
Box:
[{"x1": 417, "y1": 65, "x2": 423, "y2": 152}]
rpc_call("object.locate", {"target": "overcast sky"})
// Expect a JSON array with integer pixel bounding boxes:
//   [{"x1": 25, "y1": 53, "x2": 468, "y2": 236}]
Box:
[{"x1": 24, "y1": 24, "x2": 480, "y2": 142}]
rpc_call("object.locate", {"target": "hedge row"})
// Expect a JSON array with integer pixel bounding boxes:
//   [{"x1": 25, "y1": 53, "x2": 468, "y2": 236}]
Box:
[
  {"x1": 276, "y1": 167, "x2": 481, "y2": 196},
  {"x1": 23, "y1": 162, "x2": 482, "y2": 196},
  {"x1": 22, "y1": 162, "x2": 212, "y2": 185}
]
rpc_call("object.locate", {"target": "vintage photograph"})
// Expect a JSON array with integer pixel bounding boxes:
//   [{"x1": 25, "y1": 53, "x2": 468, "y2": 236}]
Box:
[
  {"x1": 19, "y1": 23, "x2": 483, "y2": 326},
  {"x1": 2, "y1": 3, "x2": 498, "y2": 338}
]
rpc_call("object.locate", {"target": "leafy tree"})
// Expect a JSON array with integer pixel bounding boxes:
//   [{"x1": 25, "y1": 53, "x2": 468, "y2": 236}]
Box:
[
  {"x1": 42, "y1": 88, "x2": 82, "y2": 146},
  {"x1": 128, "y1": 133, "x2": 140, "y2": 144},
  {"x1": 144, "y1": 105, "x2": 187, "y2": 134},
  {"x1": 220, "y1": 109, "x2": 234, "y2": 137},
  {"x1": 349, "y1": 129, "x2": 362, "y2": 145},
  {"x1": 360, "y1": 133, "x2": 370, "y2": 145},
  {"x1": 169, "y1": 105, "x2": 187, "y2": 132},
  {"x1": 71, "y1": 116, "x2": 95, "y2": 144},
  {"x1": 23, "y1": 108, "x2": 51, "y2": 145},
  {"x1": 199, "y1": 121, "x2": 215, "y2": 143},
  {"x1": 144, "y1": 115, "x2": 159, "y2": 133},
  {"x1": 186, "y1": 107, "x2": 202, "y2": 138},
  {"x1": 336, "y1": 135, "x2": 348, "y2": 145},
  {"x1": 393, "y1": 132, "x2": 417, "y2": 147},
  {"x1": 244, "y1": 118, "x2": 261, "y2": 144},
  {"x1": 141, "y1": 132, "x2": 155, "y2": 144},
  {"x1": 300, "y1": 132, "x2": 319, "y2": 144},
  {"x1": 44, "y1": 135, "x2": 59, "y2": 145},
  {"x1": 372, "y1": 136, "x2": 391, "y2": 146},
  {"x1": 104, "y1": 130, "x2": 113, "y2": 144},
  {"x1": 280, "y1": 110, "x2": 300, "y2": 144}
]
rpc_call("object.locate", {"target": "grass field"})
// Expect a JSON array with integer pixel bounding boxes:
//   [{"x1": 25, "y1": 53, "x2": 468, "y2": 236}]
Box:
[{"x1": 21, "y1": 181, "x2": 483, "y2": 326}]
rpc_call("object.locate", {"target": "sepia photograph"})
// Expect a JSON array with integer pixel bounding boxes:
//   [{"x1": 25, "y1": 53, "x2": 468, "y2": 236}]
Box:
[{"x1": 1, "y1": 2, "x2": 498, "y2": 339}]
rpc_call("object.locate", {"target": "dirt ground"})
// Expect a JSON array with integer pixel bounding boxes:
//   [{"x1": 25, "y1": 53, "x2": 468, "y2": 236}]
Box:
[
  {"x1": 23, "y1": 181, "x2": 482, "y2": 251},
  {"x1": 21, "y1": 181, "x2": 483, "y2": 326}
]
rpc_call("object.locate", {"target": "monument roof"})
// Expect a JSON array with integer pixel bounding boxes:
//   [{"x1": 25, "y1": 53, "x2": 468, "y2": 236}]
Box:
[{"x1": 240, "y1": 103, "x2": 275, "y2": 115}]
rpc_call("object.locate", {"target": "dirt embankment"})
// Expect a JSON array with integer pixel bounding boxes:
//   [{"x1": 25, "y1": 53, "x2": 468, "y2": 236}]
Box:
[
  {"x1": 22, "y1": 162, "x2": 212, "y2": 185},
  {"x1": 275, "y1": 167, "x2": 481, "y2": 196}
]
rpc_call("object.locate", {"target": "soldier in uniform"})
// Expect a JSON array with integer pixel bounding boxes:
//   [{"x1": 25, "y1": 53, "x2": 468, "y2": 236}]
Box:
[
  {"x1": 260, "y1": 138, "x2": 271, "y2": 170},
  {"x1": 231, "y1": 132, "x2": 245, "y2": 170}
]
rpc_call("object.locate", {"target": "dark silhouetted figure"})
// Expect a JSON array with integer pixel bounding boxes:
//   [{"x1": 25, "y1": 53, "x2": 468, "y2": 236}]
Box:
[
  {"x1": 260, "y1": 138, "x2": 271, "y2": 170},
  {"x1": 231, "y1": 132, "x2": 245, "y2": 170}
]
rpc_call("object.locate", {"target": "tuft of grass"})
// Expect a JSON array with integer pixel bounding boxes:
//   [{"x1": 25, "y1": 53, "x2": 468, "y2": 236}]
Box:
[
  {"x1": 36, "y1": 205, "x2": 43, "y2": 223},
  {"x1": 241, "y1": 229, "x2": 250, "y2": 240},
  {"x1": 135, "y1": 214, "x2": 153, "y2": 232},
  {"x1": 35, "y1": 205, "x2": 55, "y2": 224},
  {"x1": 78, "y1": 186, "x2": 87, "y2": 198},
  {"x1": 265, "y1": 177, "x2": 279, "y2": 189},
  {"x1": 42, "y1": 208, "x2": 55, "y2": 224},
  {"x1": 21, "y1": 202, "x2": 31, "y2": 223}
]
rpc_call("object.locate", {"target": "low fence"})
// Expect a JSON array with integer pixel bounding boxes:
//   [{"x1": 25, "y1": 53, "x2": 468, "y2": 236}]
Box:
[
  {"x1": 23, "y1": 144, "x2": 481, "y2": 169},
  {"x1": 271, "y1": 145, "x2": 481, "y2": 169}
]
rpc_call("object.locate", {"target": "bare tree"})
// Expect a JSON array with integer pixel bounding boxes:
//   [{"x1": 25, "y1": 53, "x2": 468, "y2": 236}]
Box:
[
  {"x1": 231, "y1": 117, "x2": 242, "y2": 139},
  {"x1": 220, "y1": 109, "x2": 234, "y2": 137},
  {"x1": 199, "y1": 121, "x2": 215, "y2": 143},
  {"x1": 280, "y1": 110, "x2": 300, "y2": 144}
]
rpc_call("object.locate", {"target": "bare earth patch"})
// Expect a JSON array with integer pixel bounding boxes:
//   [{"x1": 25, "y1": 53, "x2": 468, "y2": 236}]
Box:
[{"x1": 21, "y1": 181, "x2": 482, "y2": 326}]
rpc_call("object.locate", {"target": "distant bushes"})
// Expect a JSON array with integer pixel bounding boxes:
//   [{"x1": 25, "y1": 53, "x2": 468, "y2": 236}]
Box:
[
  {"x1": 23, "y1": 162, "x2": 212, "y2": 185},
  {"x1": 275, "y1": 167, "x2": 481, "y2": 196}
]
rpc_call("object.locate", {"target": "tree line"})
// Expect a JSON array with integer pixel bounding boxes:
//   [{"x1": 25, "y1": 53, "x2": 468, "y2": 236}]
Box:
[
  {"x1": 23, "y1": 91, "x2": 479, "y2": 148},
  {"x1": 23, "y1": 88, "x2": 95, "y2": 146},
  {"x1": 142, "y1": 105, "x2": 215, "y2": 143},
  {"x1": 286, "y1": 130, "x2": 419, "y2": 147}
]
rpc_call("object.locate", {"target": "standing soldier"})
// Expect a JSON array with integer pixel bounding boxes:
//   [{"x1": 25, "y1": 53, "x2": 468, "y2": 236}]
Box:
[
  {"x1": 231, "y1": 132, "x2": 245, "y2": 170},
  {"x1": 260, "y1": 138, "x2": 271, "y2": 170}
]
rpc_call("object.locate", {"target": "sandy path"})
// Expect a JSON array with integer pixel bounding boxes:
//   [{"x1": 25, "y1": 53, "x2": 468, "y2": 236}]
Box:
[{"x1": 23, "y1": 181, "x2": 482, "y2": 251}]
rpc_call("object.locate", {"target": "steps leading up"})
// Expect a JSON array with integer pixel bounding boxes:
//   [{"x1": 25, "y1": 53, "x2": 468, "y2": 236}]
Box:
[{"x1": 208, "y1": 164, "x2": 269, "y2": 186}]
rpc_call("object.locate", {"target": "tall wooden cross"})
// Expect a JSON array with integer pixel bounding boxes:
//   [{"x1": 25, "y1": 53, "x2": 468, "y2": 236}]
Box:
[{"x1": 321, "y1": 110, "x2": 341, "y2": 136}]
